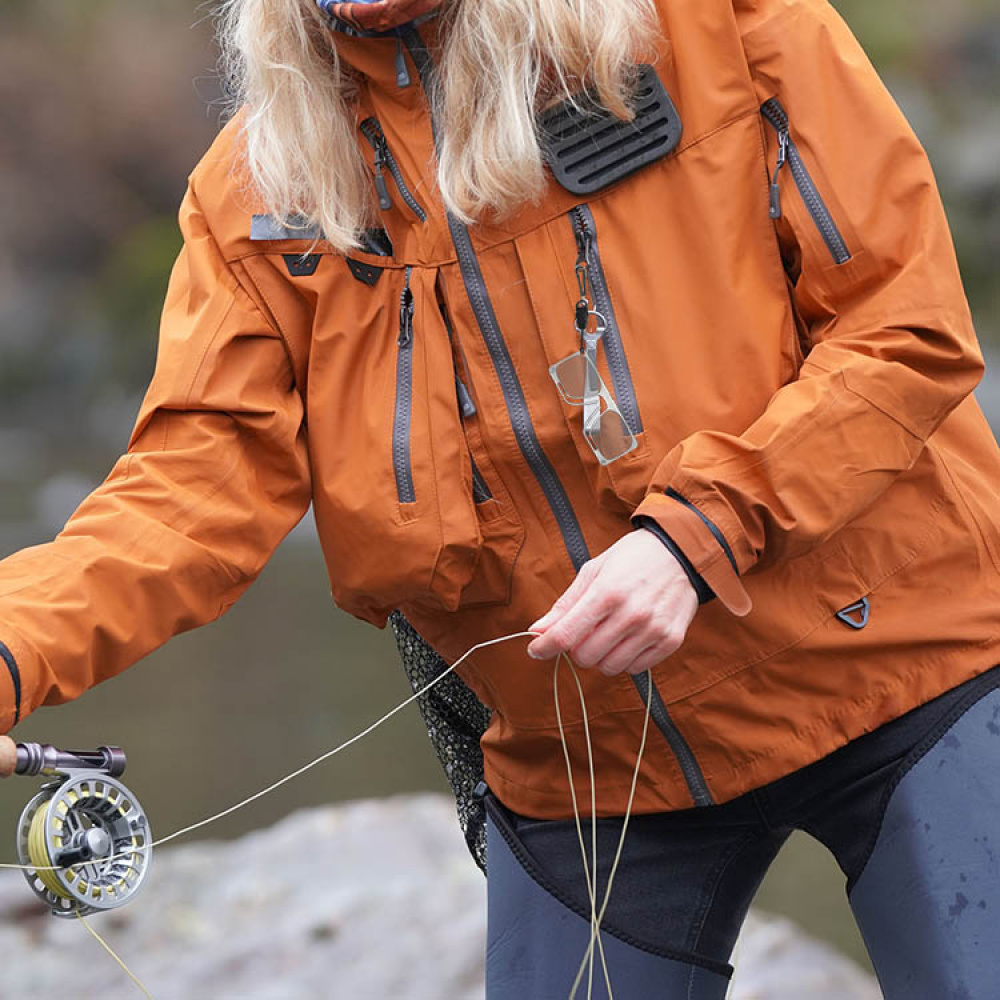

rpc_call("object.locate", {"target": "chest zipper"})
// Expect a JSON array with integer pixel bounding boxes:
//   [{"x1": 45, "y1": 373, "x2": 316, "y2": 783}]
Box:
[
  {"x1": 393, "y1": 267, "x2": 417, "y2": 504},
  {"x1": 761, "y1": 98, "x2": 852, "y2": 266},
  {"x1": 399, "y1": 27, "x2": 591, "y2": 573},
  {"x1": 359, "y1": 118, "x2": 428, "y2": 222},
  {"x1": 569, "y1": 205, "x2": 643, "y2": 435},
  {"x1": 443, "y1": 301, "x2": 495, "y2": 505}
]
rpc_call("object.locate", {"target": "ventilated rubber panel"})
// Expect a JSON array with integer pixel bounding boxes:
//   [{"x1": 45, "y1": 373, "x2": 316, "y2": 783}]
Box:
[
  {"x1": 389, "y1": 612, "x2": 491, "y2": 871},
  {"x1": 539, "y1": 64, "x2": 682, "y2": 195}
]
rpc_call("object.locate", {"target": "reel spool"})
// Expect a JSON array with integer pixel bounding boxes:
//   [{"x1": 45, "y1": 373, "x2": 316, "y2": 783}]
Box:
[{"x1": 1, "y1": 738, "x2": 152, "y2": 917}]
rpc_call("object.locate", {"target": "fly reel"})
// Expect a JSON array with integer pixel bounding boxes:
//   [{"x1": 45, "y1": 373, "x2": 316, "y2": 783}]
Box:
[{"x1": 0, "y1": 737, "x2": 152, "y2": 917}]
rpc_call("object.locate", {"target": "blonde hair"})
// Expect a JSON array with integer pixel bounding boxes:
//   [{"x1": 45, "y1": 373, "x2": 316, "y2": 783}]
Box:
[{"x1": 217, "y1": 0, "x2": 658, "y2": 251}]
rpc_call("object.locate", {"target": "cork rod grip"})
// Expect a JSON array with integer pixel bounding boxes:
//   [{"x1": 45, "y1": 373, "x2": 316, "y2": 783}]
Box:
[{"x1": 0, "y1": 735, "x2": 17, "y2": 778}]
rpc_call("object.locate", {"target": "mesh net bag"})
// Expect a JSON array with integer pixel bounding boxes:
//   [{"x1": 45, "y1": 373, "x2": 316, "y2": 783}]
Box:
[{"x1": 389, "y1": 611, "x2": 491, "y2": 871}]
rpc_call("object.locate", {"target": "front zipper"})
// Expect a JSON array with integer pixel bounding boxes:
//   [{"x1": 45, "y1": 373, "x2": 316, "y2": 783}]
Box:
[
  {"x1": 761, "y1": 98, "x2": 852, "y2": 266},
  {"x1": 569, "y1": 205, "x2": 643, "y2": 435},
  {"x1": 633, "y1": 673, "x2": 714, "y2": 807},
  {"x1": 400, "y1": 28, "x2": 590, "y2": 573},
  {"x1": 401, "y1": 26, "x2": 715, "y2": 809},
  {"x1": 393, "y1": 267, "x2": 417, "y2": 504},
  {"x1": 359, "y1": 118, "x2": 428, "y2": 222}
]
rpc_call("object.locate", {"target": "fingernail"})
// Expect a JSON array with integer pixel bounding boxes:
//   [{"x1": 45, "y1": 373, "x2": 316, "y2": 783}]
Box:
[{"x1": 527, "y1": 643, "x2": 544, "y2": 660}]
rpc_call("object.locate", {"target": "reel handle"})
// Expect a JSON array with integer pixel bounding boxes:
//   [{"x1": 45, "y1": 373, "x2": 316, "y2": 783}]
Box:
[
  {"x1": 0, "y1": 736, "x2": 15, "y2": 778},
  {"x1": 0, "y1": 736, "x2": 126, "y2": 778}
]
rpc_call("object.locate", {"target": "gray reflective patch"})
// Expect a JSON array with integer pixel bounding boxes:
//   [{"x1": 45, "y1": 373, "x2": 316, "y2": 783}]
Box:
[{"x1": 250, "y1": 214, "x2": 322, "y2": 242}]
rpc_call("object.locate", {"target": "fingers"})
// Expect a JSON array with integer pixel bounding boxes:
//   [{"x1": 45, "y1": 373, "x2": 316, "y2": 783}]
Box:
[
  {"x1": 527, "y1": 554, "x2": 605, "y2": 650},
  {"x1": 527, "y1": 583, "x2": 613, "y2": 661},
  {"x1": 526, "y1": 529, "x2": 699, "y2": 672}
]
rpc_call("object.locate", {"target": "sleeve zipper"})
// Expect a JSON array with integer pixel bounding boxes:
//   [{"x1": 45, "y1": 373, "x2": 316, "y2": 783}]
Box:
[
  {"x1": 761, "y1": 98, "x2": 852, "y2": 266},
  {"x1": 359, "y1": 118, "x2": 427, "y2": 222}
]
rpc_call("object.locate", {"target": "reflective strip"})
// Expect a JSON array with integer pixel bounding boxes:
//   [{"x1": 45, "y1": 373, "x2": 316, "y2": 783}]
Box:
[{"x1": 249, "y1": 215, "x2": 322, "y2": 242}]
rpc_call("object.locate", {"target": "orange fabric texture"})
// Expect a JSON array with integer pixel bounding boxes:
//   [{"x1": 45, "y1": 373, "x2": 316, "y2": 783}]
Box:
[{"x1": 2, "y1": 0, "x2": 999, "y2": 819}]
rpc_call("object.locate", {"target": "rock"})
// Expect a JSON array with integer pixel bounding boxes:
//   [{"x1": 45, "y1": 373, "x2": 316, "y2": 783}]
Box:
[{"x1": 0, "y1": 794, "x2": 879, "y2": 999}]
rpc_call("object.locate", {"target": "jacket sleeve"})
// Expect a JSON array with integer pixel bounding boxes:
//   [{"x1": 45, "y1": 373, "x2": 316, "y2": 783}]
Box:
[
  {"x1": 632, "y1": 0, "x2": 983, "y2": 615},
  {"x1": 0, "y1": 182, "x2": 312, "y2": 730}
]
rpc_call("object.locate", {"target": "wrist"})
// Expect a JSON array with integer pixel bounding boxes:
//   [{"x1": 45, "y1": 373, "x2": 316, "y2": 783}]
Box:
[{"x1": 634, "y1": 517, "x2": 715, "y2": 605}]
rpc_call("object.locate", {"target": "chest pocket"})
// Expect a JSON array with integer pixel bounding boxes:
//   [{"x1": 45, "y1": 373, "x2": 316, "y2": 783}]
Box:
[{"x1": 308, "y1": 262, "x2": 523, "y2": 625}]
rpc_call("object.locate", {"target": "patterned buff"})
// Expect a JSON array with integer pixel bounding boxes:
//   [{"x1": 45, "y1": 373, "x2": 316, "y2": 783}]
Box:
[{"x1": 316, "y1": 0, "x2": 442, "y2": 34}]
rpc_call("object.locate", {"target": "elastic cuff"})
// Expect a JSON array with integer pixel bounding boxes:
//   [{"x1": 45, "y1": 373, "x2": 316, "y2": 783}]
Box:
[
  {"x1": 633, "y1": 517, "x2": 714, "y2": 605},
  {"x1": 633, "y1": 492, "x2": 752, "y2": 617}
]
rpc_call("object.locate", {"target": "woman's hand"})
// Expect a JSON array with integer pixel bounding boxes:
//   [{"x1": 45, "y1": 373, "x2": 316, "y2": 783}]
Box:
[{"x1": 526, "y1": 529, "x2": 699, "y2": 675}]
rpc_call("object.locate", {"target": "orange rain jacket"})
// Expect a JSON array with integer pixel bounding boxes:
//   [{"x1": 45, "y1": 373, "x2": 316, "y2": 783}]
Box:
[{"x1": 2, "y1": 0, "x2": 999, "y2": 818}]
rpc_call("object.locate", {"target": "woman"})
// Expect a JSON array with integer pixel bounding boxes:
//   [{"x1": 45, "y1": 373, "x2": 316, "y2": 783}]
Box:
[{"x1": 2, "y1": 0, "x2": 999, "y2": 995}]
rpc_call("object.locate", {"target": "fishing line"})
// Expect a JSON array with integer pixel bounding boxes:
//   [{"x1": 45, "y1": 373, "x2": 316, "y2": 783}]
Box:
[
  {"x1": 554, "y1": 655, "x2": 652, "y2": 1000},
  {"x1": 3, "y1": 628, "x2": 654, "y2": 1000},
  {"x1": 553, "y1": 655, "x2": 610, "y2": 998},
  {"x1": 0, "y1": 630, "x2": 540, "y2": 875},
  {"x1": 77, "y1": 911, "x2": 154, "y2": 1000}
]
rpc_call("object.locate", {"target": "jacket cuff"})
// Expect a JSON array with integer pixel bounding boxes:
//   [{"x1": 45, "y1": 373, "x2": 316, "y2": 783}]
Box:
[
  {"x1": 0, "y1": 635, "x2": 25, "y2": 732},
  {"x1": 634, "y1": 517, "x2": 715, "y2": 605},
  {"x1": 632, "y1": 490, "x2": 752, "y2": 617}
]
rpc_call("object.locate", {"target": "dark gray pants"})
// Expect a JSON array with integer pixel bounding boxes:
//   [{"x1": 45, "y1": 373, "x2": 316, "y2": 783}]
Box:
[{"x1": 485, "y1": 668, "x2": 1000, "y2": 999}]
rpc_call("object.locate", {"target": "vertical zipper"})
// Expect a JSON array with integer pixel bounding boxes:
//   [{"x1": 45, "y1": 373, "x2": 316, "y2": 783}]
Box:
[
  {"x1": 401, "y1": 28, "x2": 591, "y2": 573},
  {"x1": 760, "y1": 99, "x2": 851, "y2": 265},
  {"x1": 359, "y1": 118, "x2": 428, "y2": 222},
  {"x1": 632, "y1": 672, "x2": 714, "y2": 807},
  {"x1": 401, "y1": 25, "x2": 713, "y2": 806},
  {"x1": 470, "y1": 455, "x2": 494, "y2": 504},
  {"x1": 393, "y1": 267, "x2": 417, "y2": 504},
  {"x1": 444, "y1": 292, "x2": 495, "y2": 505},
  {"x1": 569, "y1": 206, "x2": 643, "y2": 435}
]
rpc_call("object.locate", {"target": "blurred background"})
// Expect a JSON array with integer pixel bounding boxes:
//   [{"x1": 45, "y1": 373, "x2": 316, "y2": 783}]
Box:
[{"x1": 0, "y1": 0, "x2": 997, "y2": 979}]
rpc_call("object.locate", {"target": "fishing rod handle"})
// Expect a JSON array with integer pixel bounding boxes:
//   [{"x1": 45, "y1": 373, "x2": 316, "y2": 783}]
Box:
[{"x1": 0, "y1": 736, "x2": 126, "y2": 778}]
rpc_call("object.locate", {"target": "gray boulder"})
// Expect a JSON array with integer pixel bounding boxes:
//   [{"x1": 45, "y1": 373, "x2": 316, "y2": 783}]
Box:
[{"x1": 0, "y1": 795, "x2": 879, "y2": 999}]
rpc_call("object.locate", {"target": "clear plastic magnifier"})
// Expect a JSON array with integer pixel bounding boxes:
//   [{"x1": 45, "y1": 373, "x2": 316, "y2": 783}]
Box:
[{"x1": 550, "y1": 323, "x2": 637, "y2": 466}]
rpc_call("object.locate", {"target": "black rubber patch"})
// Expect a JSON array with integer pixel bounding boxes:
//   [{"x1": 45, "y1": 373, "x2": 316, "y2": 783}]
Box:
[
  {"x1": 539, "y1": 64, "x2": 682, "y2": 194},
  {"x1": 346, "y1": 257, "x2": 385, "y2": 287},
  {"x1": 283, "y1": 253, "x2": 321, "y2": 277}
]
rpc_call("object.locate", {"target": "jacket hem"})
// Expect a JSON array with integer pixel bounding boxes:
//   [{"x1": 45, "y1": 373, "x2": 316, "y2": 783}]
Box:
[{"x1": 484, "y1": 641, "x2": 1000, "y2": 820}]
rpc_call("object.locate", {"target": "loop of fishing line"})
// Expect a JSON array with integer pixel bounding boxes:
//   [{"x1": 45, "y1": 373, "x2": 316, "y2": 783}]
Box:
[{"x1": 554, "y1": 655, "x2": 652, "y2": 1000}]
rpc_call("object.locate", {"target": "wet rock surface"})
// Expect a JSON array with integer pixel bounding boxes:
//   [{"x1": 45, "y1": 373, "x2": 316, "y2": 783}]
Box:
[{"x1": 0, "y1": 795, "x2": 880, "y2": 999}]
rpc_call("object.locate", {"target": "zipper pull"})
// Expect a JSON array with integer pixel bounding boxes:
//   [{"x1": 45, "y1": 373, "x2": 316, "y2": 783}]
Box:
[
  {"x1": 373, "y1": 145, "x2": 393, "y2": 211},
  {"x1": 395, "y1": 36, "x2": 412, "y2": 88},
  {"x1": 769, "y1": 129, "x2": 789, "y2": 220},
  {"x1": 398, "y1": 271, "x2": 414, "y2": 346},
  {"x1": 455, "y1": 376, "x2": 477, "y2": 418}
]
